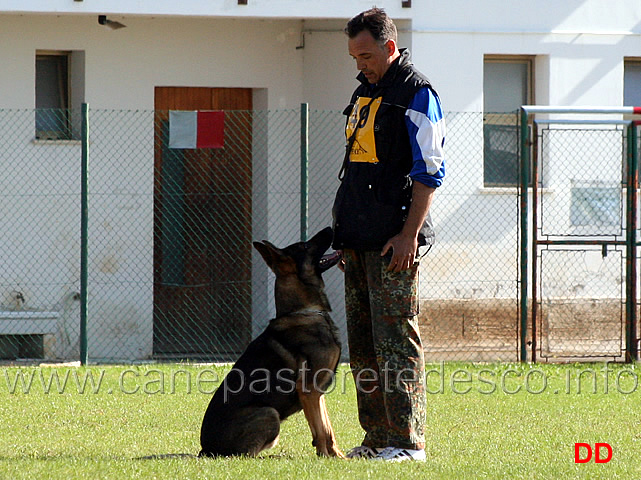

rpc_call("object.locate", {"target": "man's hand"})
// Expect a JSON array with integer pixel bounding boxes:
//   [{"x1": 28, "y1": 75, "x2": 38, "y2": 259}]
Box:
[
  {"x1": 382, "y1": 182, "x2": 436, "y2": 273},
  {"x1": 381, "y1": 233, "x2": 418, "y2": 272}
]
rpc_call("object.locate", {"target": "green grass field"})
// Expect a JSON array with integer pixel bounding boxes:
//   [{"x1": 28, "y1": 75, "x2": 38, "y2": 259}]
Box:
[{"x1": 0, "y1": 362, "x2": 639, "y2": 479}]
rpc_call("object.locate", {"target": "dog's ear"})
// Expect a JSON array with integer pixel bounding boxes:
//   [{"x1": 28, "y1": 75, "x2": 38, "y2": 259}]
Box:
[
  {"x1": 254, "y1": 241, "x2": 276, "y2": 270},
  {"x1": 254, "y1": 241, "x2": 296, "y2": 275}
]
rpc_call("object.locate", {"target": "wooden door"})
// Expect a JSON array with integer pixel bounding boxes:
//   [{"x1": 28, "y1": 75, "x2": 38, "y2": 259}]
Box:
[{"x1": 153, "y1": 87, "x2": 253, "y2": 358}]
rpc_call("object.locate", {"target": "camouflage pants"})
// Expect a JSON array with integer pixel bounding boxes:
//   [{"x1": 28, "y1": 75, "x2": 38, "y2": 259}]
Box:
[{"x1": 343, "y1": 249, "x2": 426, "y2": 450}]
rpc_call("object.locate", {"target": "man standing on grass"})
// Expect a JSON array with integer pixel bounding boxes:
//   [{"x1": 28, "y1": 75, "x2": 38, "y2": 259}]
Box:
[{"x1": 332, "y1": 8, "x2": 445, "y2": 462}]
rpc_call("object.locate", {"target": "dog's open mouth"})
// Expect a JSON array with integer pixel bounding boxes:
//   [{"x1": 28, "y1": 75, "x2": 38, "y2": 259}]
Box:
[{"x1": 318, "y1": 250, "x2": 341, "y2": 271}]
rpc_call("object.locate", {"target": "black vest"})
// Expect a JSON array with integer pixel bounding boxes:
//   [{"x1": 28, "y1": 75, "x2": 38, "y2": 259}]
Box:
[{"x1": 332, "y1": 49, "x2": 436, "y2": 251}]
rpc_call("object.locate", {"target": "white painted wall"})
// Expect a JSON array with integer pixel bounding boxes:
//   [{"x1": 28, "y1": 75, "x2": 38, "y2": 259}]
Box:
[{"x1": 0, "y1": 14, "x2": 310, "y2": 359}]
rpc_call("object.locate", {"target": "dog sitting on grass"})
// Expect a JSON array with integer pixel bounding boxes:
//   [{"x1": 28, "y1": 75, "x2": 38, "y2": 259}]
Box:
[{"x1": 199, "y1": 227, "x2": 344, "y2": 458}]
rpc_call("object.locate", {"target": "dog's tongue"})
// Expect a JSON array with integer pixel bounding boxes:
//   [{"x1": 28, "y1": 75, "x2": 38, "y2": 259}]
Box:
[{"x1": 319, "y1": 251, "x2": 341, "y2": 269}]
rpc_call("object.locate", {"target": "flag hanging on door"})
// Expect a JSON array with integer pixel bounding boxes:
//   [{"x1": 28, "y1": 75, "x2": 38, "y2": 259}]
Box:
[{"x1": 168, "y1": 110, "x2": 225, "y2": 149}]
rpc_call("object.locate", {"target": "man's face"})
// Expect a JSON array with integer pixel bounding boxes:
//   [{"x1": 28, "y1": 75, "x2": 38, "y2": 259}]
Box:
[{"x1": 348, "y1": 30, "x2": 394, "y2": 85}]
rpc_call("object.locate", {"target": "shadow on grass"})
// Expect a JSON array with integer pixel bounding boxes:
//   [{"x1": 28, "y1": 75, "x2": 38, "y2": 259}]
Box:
[
  {"x1": 134, "y1": 452, "x2": 298, "y2": 460},
  {"x1": 135, "y1": 453, "x2": 198, "y2": 460}
]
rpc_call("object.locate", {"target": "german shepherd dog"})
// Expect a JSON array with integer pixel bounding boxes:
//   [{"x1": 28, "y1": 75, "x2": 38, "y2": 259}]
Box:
[{"x1": 199, "y1": 227, "x2": 345, "y2": 458}]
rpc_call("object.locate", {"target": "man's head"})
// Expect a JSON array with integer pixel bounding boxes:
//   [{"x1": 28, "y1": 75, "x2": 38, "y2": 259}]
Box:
[{"x1": 345, "y1": 8, "x2": 400, "y2": 85}]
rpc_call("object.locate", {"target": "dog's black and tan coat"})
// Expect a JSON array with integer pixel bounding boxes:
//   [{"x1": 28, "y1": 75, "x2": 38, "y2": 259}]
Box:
[{"x1": 199, "y1": 227, "x2": 344, "y2": 458}]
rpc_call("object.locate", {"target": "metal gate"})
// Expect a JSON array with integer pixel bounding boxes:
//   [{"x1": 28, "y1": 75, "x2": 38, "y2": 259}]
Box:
[{"x1": 519, "y1": 106, "x2": 641, "y2": 362}]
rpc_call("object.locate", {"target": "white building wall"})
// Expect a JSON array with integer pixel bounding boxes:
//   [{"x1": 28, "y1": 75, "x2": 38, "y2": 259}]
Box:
[{"x1": 0, "y1": 14, "x2": 310, "y2": 359}]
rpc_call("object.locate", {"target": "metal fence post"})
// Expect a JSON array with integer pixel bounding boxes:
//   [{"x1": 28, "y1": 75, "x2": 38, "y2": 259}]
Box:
[
  {"x1": 80, "y1": 103, "x2": 89, "y2": 365},
  {"x1": 300, "y1": 103, "x2": 309, "y2": 242},
  {"x1": 626, "y1": 122, "x2": 638, "y2": 362},
  {"x1": 519, "y1": 107, "x2": 530, "y2": 362}
]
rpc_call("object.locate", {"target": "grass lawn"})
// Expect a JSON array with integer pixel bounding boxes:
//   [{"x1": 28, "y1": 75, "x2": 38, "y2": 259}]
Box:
[{"x1": 0, "y1": 362, "x2": 639, "y2": 479}]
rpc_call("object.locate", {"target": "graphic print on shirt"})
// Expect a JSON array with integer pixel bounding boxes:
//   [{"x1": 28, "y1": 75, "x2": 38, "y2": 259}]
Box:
[{"x1": 346, "y1": 96, "x2": 382, "y2": 164}]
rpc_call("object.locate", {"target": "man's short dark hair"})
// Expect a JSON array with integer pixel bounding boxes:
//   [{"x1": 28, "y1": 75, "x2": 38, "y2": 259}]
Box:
[{"x1": 345, "y1": 7, "x2": 397, "y2": 45}]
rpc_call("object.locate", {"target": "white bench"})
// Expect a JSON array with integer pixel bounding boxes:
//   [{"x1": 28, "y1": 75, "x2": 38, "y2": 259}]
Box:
[{"x1": 0, "y1": 311, "x2": 60, "y2": 358}]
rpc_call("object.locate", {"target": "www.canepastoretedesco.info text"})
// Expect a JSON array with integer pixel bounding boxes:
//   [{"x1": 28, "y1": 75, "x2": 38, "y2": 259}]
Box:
[{"x1": 1, "y1": 363, "x2": 639, "y2": 396}]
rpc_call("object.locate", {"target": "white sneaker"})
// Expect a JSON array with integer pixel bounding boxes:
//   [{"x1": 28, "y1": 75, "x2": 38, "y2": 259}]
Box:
[
  {"x1": 374, "y1": 446, "x2": 426, "y2": 462},
  {"x1": 345, "y1": 445, "x2": 382, "y2": 459}
]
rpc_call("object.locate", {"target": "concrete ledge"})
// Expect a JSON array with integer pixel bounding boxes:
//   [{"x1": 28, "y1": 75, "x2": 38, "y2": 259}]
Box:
[{"x1": 0, "y1": 311, "x2": 59, "y2": 335}]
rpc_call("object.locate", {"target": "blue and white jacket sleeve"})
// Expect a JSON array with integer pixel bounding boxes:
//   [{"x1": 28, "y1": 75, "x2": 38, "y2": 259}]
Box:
[{"x1": 405, "y1": 87, "x2": 446, "y2": 188}]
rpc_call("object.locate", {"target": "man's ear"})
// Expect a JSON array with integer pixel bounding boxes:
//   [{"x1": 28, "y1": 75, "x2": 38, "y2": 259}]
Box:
[{"x1": 384, "y1": 39, "x2": 397, "y2": 57}]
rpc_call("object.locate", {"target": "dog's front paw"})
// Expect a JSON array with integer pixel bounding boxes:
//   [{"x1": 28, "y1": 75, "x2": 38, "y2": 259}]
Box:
[
  {"x1": 315, "y1": 441, "x2": 345, "y2": 458},
  {"x1": 330, "y1": 447, "x2": 346, "y2": 458}
]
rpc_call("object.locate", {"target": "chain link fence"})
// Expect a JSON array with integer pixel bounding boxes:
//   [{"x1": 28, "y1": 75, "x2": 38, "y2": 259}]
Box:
[
  {"x1": 3, "y1": 106, "x2": 632, "y2": 363},
  {"x1": 0, "y1": 107, "x2": 350, "y2": 362}
]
